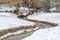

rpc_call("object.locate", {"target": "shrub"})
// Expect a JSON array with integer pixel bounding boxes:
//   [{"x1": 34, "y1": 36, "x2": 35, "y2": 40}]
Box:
[
  {"x1": 30, "y1": 10, "x2": 35, "y2": 14},
  {"x1": 17, "y1": 15, "x2": 25, "y2": 18},
  {"x1": 5, "y1": 10, "x2": 8, "y2": 12}
]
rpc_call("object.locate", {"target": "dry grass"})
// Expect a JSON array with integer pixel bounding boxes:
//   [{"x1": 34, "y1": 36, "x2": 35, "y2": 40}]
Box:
[
  {"x1": 0, "y1": 25, "x2": 36, "y2": 35},
  {"x1": 27, "y1": 19, "x2": 58, "y2": 26}
]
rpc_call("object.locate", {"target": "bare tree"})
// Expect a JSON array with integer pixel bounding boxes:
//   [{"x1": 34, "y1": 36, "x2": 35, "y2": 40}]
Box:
[{"x1": 56, "y1": 4, "x2": 59, "y2": 12}]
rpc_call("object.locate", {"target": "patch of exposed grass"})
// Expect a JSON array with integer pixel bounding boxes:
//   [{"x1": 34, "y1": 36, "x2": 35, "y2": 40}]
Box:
[
  {"x1": 27, "y1": 19, "x2": 58, "y2": 26},
  {"x1": 0, "y1": 27, "x2": 36, "y2": 40},
  {"x1": 0, "y1": 25, "x2": 36, "y2": 35}
]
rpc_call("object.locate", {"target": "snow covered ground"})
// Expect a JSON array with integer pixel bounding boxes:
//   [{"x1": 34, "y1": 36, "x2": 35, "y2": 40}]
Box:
[
  {"x1": 27, "y1": 13, "x2": 60, "y2": 24},
  {"x1": 49, "y1": 7, "x2": 60, "y2": 12},
  {"x1": 0, "y1": 12, "x2": 35, "y2": 30},
  {"x1": 49, "y1": 7, "x2": 57, "y2": 11},
  {"x1": 22, "y1": 26, "x2": 60, "y2": 40},
  {"x1": 0, "y1": 12, "x2": 36, "y2": 40},
  {"x1": 22, "y1": 13, "x2": 60, "y2": 40},
  {"x1": 0, "y1": 12, "x2": 17, "y2": 17},
  {"x1": 0, "y1": 16, "x2": 35, "y2": 30}
]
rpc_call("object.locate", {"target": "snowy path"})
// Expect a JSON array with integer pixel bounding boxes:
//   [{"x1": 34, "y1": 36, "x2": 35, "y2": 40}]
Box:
[{"x1": 2, "y1": 31, "x2": 34, "y2": 40}]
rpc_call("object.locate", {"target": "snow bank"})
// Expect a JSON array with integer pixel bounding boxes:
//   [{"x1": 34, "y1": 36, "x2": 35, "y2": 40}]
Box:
[
  {"x1": 0, "y1": 25, "x2": 38, "y2": 40},
  {"x1": 0, "y1": 30, "x2": 24, "y2": 39},
  {"x1": 27, "y1": 13, "x2": 60, "y2": 24},
  {"x1": 0, "y1": 16, "x2": 35, "y2": 30},
  {"x1": 22, "y1": 26, "x2": 60, "y2": 40},
  {"x1": 25, "y1": 27, "x2": 39, "y2": 32}
]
